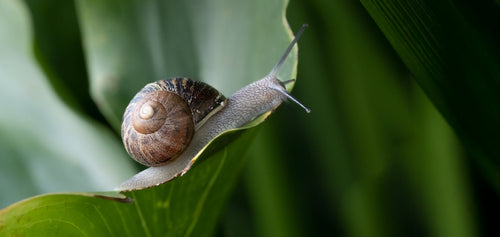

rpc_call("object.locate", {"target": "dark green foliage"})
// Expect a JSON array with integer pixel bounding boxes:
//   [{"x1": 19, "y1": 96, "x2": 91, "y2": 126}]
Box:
[{"x1": 1, "y1": 0, "x2": 498, "y2": 236}]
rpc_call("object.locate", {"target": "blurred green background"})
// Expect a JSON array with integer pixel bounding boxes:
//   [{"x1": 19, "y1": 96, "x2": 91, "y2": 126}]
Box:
[{"x1": 1, "y1": 0, "x2": 499, "y2": 236}]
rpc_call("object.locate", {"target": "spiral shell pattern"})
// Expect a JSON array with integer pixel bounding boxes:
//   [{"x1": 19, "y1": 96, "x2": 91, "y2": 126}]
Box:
[{"x1": 121, "y1": 78, "x2": 226, "y2": 166}]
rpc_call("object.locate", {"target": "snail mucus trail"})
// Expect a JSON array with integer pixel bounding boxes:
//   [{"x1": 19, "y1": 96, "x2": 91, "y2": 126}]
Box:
[{"x1": 117, "y1": 24, "x2": 310, "y2": 191}]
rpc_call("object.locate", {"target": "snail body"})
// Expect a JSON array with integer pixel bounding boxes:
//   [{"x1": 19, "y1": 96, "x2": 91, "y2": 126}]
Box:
[{"x1": 117, "y1": 24, "x2": 309, "y2": 191}]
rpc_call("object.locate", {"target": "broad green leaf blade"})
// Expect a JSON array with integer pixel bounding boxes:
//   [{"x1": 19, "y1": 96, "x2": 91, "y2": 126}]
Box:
[
  {"x1": 1, "y1": 0, "x2": 299, "y2": 236},
  {"x1": 23, "y1": 0, "x2": 105, "y2": 121},
  {"x1": 77, "y1": 0, "x2": 298, "y2": 130},
  {"x1": 0, "y1": 0, "x2": 135, "y2": 208},
  {"x1": 237, "y1": 0, "x2": 476, "y2": 236},
  {"x1": 360, "y1": 0, "x2": 500, "y2": 190},
  {"x1": 0, "y1": 127, "x2": 259, "y2": 236}
]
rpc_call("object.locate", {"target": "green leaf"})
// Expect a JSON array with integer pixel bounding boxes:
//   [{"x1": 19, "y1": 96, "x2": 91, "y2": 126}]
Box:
[
  {"x1": 360, "y1": 0, "x2": 500, "y2": 190},
  {"x1": 1, "y1": 0, "x2": 298, "y2": 235},
  {"x1": 0, "y1": 127, "x2": 259, "y2": 236},
  {"x1": 241, "y1": 0, "x2": 477, "y2": 236},
  {"x1": 0, "y1": 0, "x2": 135, "y2": 208},
  {"x1": 23, "y1": 0, "x2": 104, "y2": 121}
]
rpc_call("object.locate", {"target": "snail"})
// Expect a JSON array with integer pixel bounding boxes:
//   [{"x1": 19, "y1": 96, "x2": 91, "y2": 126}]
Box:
[{"x1": 117, "y1": 24, "x2": 310, "y2": 191}]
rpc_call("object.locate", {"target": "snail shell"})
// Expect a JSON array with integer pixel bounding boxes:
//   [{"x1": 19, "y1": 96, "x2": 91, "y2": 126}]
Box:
[{"x1": 121, "y1": 78, "x2": 226, "y2": 166}]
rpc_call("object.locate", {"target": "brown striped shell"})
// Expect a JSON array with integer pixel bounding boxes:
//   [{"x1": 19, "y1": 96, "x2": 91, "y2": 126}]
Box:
[{"x1": 121, "y1": 78, "x2": 226, "y2": 167}]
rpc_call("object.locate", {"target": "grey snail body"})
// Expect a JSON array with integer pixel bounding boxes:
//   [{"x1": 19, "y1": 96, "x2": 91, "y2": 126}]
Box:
[{"x1": 117, "y1": 24, "x2": 309, "y2": 191}]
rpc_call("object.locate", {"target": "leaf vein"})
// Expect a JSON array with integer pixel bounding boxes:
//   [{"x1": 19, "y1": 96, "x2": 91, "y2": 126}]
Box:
[
  {"x1": 184, "y1": 148, "x2": 228, "y2": 236},
  {"x1": 132, "y1": 192, "x2": 152, "y2": 237}
]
